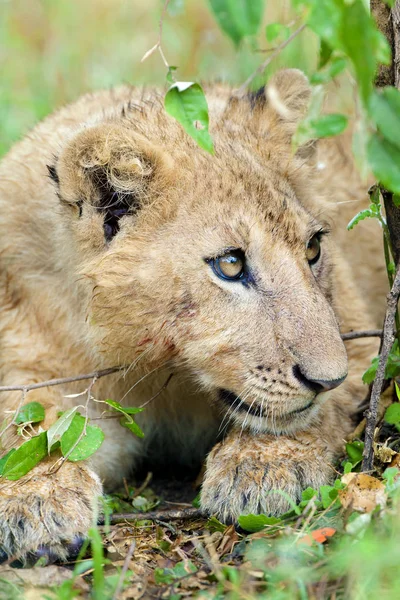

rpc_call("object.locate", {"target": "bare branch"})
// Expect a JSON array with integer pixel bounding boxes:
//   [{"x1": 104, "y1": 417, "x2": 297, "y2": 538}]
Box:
[
  {"x1": 362, "y1": 264, "x2": 400, "y2": 472},
  {"x1": 105, "y1": 507, "x2": 202, "y2": 525},
  {"x1": 341, "y1": 329, "x2": 383, "y2": 341},
  {"x1": 234, "y1": 23, "x2": 306, "y2": 96},
  {"x1": 0, "y1": 366, "x2": 123, "y2": 393}
]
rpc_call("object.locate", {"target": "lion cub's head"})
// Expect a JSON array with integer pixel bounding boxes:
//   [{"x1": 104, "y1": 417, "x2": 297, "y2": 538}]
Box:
[{"x1": 52, "y1": 69, "x2": 347, "y2": 435}]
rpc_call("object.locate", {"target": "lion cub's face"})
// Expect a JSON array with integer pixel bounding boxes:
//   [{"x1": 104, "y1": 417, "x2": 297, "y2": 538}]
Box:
[{"x1": 54, "y1": 70, "x2": 347, "y2": 435}]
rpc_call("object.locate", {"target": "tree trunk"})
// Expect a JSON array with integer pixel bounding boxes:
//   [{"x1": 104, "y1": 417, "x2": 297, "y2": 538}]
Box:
[{"x1": 371, "y1": 0, "x2": 400, "y2": 266}]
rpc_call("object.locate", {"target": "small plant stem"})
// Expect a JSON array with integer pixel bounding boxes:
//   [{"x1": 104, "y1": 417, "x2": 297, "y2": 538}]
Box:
[
  {"x1": 383, "y1": 231, "x2": 400, "y2": 346},
  {"x1": 362, "y1": 263, "x2": 400, "y2": 472},
  {"x1": 235, "y1": 23, "x2": 306, "y2": 95},
  {"x1": 112, "y1": 540, "x2": 136, "y2": 600},
  {"x1": 384, "y1": 231, "x2": 394, "y2": 287},
  {"x1": 0, "y1": 366, "x2": 123, "y2": 393}
]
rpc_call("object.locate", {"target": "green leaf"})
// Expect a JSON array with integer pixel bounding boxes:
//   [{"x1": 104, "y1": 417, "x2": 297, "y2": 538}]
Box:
[
  {"x1": 15, "y1": 402, "x2": 45, "y2": 425},
  {"x1": 192, "y1": 492, "x2": 201, "y2": 508},
  {"x1": 362, "y1": 356, "x2": 379, "y2": 384},
  {"x1": 103, "y1": 398, "x2": 143, "y2": 416},
  {"x1": 347, "y1": 209, "x2": 376, "y2": 231},
  {"x1": 101, "y1": 398, "x2": 144, "y2": 438},
  {"x1": 47, "y1": 406, "x2": 79, "y2": 450},
  {"x1": 1, "y1": 433, "x2": 47, "y2": 480},
  {"x1": 320, "y1": 485, "x2": 339, "y2": 509},
  {"x1": 310, "y1": 56, "x2": 347, "y2": 85},
  {"x1": 121, "y1": 418, "x2": 144, "y2": 438},
  {"x1": 166, "y1": 66, "x2": 178, "y2": 84},
  {"x1": 154, "y1": 561, "x2": 197, "y2": 585},
  {"x1": 340, "y1": 1, "x2": 386, "y2": 104},
  {"x1": 370, "y1": 87, "x2": 400, "y2": 150},
  {"x1": 393, "y1": 195, "x2": 400, "y2": 208},
  {"x1": 301, "y1": 487, "x2": 318, "y2": 502},
  {"x1": 363, "y1": 343, "x2": 400, "y2": 384},
  {"x1": 318, "y1": 39, "x2": 333, "y2": 69},
  {"x1": 309, "y1": 114, "x2": 348, "y2": 138},
  {"x1": 208, "y1": 0, "x2": 264, "y2": 46},
  {"x1": 368, "y1": 184, "x2": 381, "y2": 207},
  {"x1": 206, "y1": 516, "x2": 227, "y2": 533},
  {"x1": 368, "y1": 134, "x2": 400, "y2": 194},
  {"x1": 383, "y1": 467, "x2": 399, "y2": 487},
  {"x1": 165, "y1": 83, "x2": 214, "y2": 154},
  {"x1": 346, "y1": 440, "x2": 364, "y2": 465},
  {"x1": 265, "y1": 23, "x2": 290, "y2": 43},
  {"x1": 238, "y1": 513, "x2": 281, "y2": 533},
  {"x1": 307, "y1": 0, "x2": 342, "y2": 49},
  {"x1": 61, "y1": 413, "x2": 104, "y2": 461},
  {"x1": 0, "y1": 449, "x2": 16, "y2": 476},
  {"x1": 343, "y1": 461, "x2": 353, "y2": 474},
  {"x1": 384, "y1": 403, "x2": 400, "y2": 430}
]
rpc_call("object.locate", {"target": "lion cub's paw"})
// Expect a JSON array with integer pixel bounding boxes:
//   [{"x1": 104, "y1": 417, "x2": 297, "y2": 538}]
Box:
[
  {"x1": 200, "y1": 432, "x2": 332, "y2": 523},
  {"x1": 0, "y1": 460, "x2": 102, "y2": 563}
]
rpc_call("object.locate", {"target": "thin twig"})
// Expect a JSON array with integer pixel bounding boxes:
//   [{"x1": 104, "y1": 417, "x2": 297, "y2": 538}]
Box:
[
  {"x1": 235, "y1": 23, "x2": 307, "y2": 96},
  {"x1": 139, "y1": 373, "x2": 173, "y2": 408},
  {"x1": 105, "y1": 507, "x2": 202, "y2": 525},
  {"x1": 112, "y1": 539, "x2": 136, "y2": 600},
  {"x1": 341, "y1": 329, "x2": 382, "y2": 341},
  {"x1": 131, "y1": 471, "x2": 153, "y2": 499},
  {"x1": 0, "y1": 366, "x2": 123, "y2": 393},
  {"x1": 140, "y1": 0, "x2": 174, "y2": 77},
  {"x1": 362, "y1": 264, "x2": 400, "y2": 472}
]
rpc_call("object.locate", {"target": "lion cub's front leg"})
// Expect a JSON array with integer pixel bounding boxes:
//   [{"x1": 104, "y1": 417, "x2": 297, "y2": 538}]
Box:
[
  {"x1": 201, "y1": 426, "x2": 337, "y2": 522},
  {"x1": 0, "y1": 457, "x2": 102, "y2": 562}
]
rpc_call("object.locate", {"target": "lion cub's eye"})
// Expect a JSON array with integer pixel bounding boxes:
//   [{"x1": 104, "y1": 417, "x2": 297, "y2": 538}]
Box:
[
  {"x1": 306, "y1": 234, "x2": 321, "y2": 265},
  {"x1": 209, "y1": 250, "x2": 245, "y2": 281}
]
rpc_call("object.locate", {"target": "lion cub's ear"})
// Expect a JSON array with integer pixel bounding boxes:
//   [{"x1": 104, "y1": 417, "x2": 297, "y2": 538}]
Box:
[
  {"x1": 262, "y1": 69, "x2": 316, "y2": 160},
  {"x1": 51, "y1": 123, "x2": 173, "y2": 240}
]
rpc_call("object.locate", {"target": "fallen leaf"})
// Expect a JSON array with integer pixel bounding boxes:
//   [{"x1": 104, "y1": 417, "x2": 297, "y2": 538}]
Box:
[
  {"x1": 339, "y1": 473, "x2": 387, "y2": 512},
  {"x1": 374, "y1": 442, "x2": 397, "y2": 463},
  {"x1": 216, "y1": 524, "x2": 239, "y2": 556},
  {"x1": 298, "y1": 527, "x2": 336, "y2": 546}
]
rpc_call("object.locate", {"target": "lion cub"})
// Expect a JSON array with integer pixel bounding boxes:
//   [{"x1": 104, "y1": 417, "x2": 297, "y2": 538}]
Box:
[{"x1": 0, "y1": 69, "x2": 385, "y2": 560}]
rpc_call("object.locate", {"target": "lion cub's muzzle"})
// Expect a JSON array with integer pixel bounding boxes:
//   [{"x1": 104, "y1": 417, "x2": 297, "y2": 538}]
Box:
[{"x1": 218, "y1": 362, "x2": 347, "y2": 433}]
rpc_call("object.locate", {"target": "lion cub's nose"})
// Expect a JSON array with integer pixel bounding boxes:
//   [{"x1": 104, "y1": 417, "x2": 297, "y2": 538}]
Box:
[{"x1": 293, "y1": 365, "x2": 347, "y2": 394}]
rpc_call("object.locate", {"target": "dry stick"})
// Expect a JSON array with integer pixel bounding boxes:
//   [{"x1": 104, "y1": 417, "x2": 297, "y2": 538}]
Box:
[
  {"x1": 341, "y1": 329, "x2": 383, "y2": 341},
  {"x1": 0, "y1": 366, "x2": 123, "y2": 393},
  {"x1": 362, "y1": 264, "x2": 400, "y2": 472},
  {"x1": 0, "y1": 332, "x2": 381, "y2": 397},
  {"x1": 112, "y1": 539, "x2": 136, "y2": 600},
  {"x1": 235, "y1": 23, "x2": 306, "y2": 96},
  {"x1": 106, "y1": 507, "x2": 202, "y2": 525}
]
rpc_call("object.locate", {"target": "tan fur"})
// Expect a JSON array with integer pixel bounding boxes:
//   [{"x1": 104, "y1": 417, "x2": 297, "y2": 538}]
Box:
[{"x1": 0, "y1": 70, "x2": 386, "y2": 559}]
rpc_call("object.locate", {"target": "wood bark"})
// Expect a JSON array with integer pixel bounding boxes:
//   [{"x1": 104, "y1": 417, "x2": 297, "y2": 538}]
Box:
[
  {"x1": 371, "y1": 0, "x2": 400, "y2": 265},
  {"x1": 362, "y1": 1, "x2": 400, "y2": 471}
]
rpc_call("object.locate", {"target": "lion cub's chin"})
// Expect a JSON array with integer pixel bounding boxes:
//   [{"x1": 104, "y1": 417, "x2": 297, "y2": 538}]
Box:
[{"x1": 229, "y1": 395, "x2": 328, "y2": 435}]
